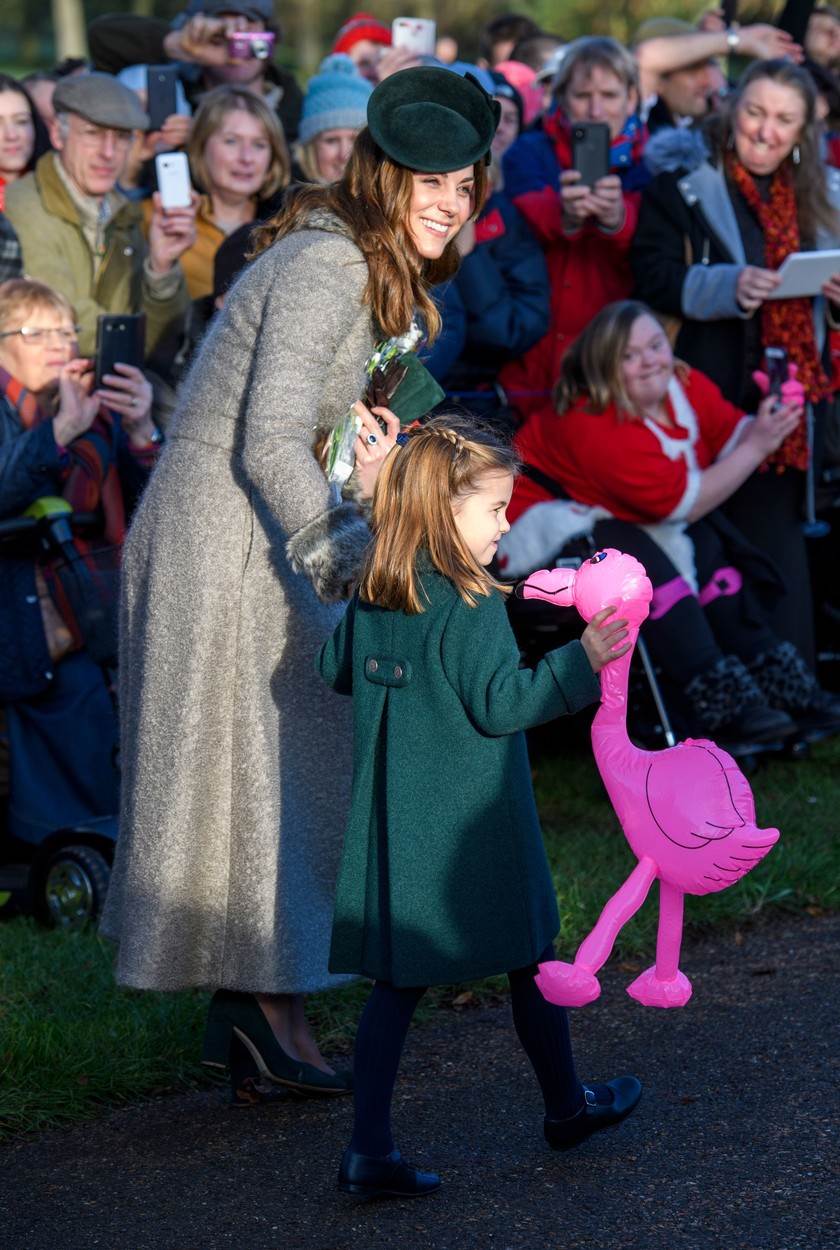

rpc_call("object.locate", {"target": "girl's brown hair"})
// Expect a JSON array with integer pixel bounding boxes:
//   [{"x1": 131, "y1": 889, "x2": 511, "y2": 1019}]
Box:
[
  {"x1": 251, "y1": 128, "x2": 488, "y2": 341},
  {"x1": 708, "y1": 58, "x2": 838, "y2": 244},
  {"x1": 187, "y1": 85, "x2": 290, "y2": 202},
  {"x1": 359, "y1": 416, "x2": 519, "y2": 614},
  {"x1": 554, "y1": 299, "x2": 682, "y2": 418}
]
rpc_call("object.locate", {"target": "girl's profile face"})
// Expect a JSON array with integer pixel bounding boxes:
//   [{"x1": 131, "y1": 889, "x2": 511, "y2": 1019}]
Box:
[
  {"x1": 452, "y1": 471, "x2": 514, "y2": 566},
  {"x1": 406, "y1": 165, "x2": 475, "y2": 259}
]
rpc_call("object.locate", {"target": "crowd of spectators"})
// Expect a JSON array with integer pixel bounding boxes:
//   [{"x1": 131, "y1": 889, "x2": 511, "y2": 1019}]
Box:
[{"x1": 2, "y1": 1, "x2": 840, "y2": 846}]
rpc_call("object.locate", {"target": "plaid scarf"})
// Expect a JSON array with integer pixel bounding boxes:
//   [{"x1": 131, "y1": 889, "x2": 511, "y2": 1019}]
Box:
[
  {"x1": 545, "y1": 108, "x2": 651, "y2": 194},
  {"x1": 1, "y1": 366, "x2": 130, "y2": 648},
  {"x1": 726, "y1": 153, "x2": 831, "y2": 472}
]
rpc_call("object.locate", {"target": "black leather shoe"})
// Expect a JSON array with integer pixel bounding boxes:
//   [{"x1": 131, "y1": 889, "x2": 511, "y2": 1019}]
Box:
[
  {"x1": 544, "y1": 1076, "x2": 642, "y2": 1151},
  {"x1": 338, "y1": 1148, "x2": 441, "y2": 1199}
]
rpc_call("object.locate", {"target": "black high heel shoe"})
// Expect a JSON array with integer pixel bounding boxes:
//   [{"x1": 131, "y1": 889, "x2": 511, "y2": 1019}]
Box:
[
  {"x1": 228, "y1": 1034, "x2": 290, "y2": 1107},
  {"x1": 544, "y1": 1076, "x2": 642, "y2": 1150},
  {"x1": 202, "y1": 990, "x2": 353, "y2": 1097}
]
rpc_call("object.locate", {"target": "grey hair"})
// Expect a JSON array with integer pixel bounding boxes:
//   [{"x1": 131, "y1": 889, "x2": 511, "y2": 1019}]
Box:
[{"x1": 554, "y1": 36, "x2": 639, "y2": 99}]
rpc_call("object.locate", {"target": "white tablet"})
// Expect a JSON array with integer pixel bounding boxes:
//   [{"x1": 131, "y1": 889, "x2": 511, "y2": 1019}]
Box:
[{"x1": 767, "y1": 249, "x2": 840, "y2": 300}]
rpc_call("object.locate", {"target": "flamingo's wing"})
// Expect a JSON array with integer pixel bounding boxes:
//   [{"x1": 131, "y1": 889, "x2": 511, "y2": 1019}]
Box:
[{"x1": 645, "y1": 741, "x2": 753, "y2": 851}]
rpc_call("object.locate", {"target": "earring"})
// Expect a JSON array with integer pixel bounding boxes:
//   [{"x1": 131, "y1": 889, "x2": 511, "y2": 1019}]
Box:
[{"x1": 792, "y1": 144, "x2": 801, "y2": 165}]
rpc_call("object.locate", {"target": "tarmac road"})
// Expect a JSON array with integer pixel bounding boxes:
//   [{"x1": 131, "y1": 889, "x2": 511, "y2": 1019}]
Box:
[{"x1": 2, "y1": 914, "x2": 838, "y2": 1250}]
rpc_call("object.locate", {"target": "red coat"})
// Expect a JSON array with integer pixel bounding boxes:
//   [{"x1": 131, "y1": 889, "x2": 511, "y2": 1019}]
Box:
[
  {"x1": 499, "y1": 112, "x2": 649, "y2": 421},
  {"x1": 509, "y1": 367, "x2": 750, "y2": 524}
]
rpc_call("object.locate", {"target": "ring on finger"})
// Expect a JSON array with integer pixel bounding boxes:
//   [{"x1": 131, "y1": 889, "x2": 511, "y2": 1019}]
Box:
[{"x1": 366, "y1": 432, "x2": 378, "y2": 445}]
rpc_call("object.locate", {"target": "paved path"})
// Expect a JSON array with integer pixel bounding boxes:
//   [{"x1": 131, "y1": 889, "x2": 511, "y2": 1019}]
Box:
[{"x1": 3, "y1": 915, "x2": 839, "y2": 1250}]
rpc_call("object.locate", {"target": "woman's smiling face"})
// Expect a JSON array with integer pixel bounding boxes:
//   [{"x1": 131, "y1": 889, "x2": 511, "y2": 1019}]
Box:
[{"x1": 406, "y1": 166, "x2": 475, "y2": 259}]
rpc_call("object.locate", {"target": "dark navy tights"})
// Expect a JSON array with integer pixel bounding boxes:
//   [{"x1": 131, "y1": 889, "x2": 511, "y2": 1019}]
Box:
[{"x1": 350, "y1": 948, "x2": 586, "y2": 1157}]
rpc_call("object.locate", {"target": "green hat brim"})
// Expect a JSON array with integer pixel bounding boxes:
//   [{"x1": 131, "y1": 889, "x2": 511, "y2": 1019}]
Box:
[{"x1": 367, "y1": 67, "x2": 500, "y2": 171}]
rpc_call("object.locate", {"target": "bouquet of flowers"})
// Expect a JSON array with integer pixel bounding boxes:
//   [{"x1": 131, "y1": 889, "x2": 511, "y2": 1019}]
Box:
[{"x1": 325, "y1": 323, "x2": 445, "y2": 485}]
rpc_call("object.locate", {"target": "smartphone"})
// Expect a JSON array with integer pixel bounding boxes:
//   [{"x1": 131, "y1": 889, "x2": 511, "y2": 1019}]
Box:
[
  {"x1": 95, "y1": 314, "x2": 146, "y2": 388},
  {"x1": 155, "y1": 151, "x2": 192, "y2": 210},
  {"x1": 146, "y1": 65, "x2": 179, "y2": 132},
  {"x1": 764, "y1": 346, "x2": 788, "y2": 400},
  {"x1": 392, "y1": 17, "x2": 437, "y2": 56},
  {"x1": 226, "y1": 30, "x2": 276, "y2": 60},
  {"x1": 571, "y1": 122, "x2": 611, "y2": 188}
]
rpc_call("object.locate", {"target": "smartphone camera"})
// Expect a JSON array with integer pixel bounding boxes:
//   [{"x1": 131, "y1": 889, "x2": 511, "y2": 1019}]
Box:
[
  {"x1": 764, "y1": 346, "x2": 788, "y2": 400},
  {"x1": 227, "y1": 31, "x2": 276, "y2": 60}
]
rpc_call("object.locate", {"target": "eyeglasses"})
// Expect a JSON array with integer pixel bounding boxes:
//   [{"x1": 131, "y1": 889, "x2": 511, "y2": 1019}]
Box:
[{"x1": 0, "y1": 326, "x2": 80, "y2": 345}]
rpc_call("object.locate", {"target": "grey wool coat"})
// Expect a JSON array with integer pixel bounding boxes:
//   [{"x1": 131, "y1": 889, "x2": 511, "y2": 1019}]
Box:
[
  {"x1": 318, "y1": 567, "x2": 602, "y2": 987},
  {"x1": 100, "y1": 212, "x2": 377, "y2": 992}
]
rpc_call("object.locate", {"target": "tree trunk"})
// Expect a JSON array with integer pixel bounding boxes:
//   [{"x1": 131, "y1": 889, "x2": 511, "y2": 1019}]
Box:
[{"x1": 52, "y1": 0, "x2": 88, "y2": 60}]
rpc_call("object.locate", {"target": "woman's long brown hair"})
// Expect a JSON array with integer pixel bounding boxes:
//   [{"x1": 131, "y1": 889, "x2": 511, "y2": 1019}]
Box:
[
  {"x1": 359, "y1": 417, "x2": 518, "y2": 614},
  {"x1": 251, "y1": 128, "x2": 488, "y2": 341},
  {"x1": 707, "y1": 58, "x2": 838, "y2": 245}
]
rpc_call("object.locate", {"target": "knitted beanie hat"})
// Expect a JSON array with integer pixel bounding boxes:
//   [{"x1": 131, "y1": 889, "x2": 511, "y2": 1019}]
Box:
[
  {"x1": 332, "y1": 12, "x2": 392, "y2": 55},
  {"x1": 299, "y1": 54, "x2": 373, "y2": 145}
]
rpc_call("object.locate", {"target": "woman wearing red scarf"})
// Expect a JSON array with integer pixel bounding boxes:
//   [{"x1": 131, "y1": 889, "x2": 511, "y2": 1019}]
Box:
[
  {"x1": 634, "y1": 60, "x2": 840, "y2": 670},
  {"x1": 0, "y1": 278, "x2": 160, "y2": 850}
]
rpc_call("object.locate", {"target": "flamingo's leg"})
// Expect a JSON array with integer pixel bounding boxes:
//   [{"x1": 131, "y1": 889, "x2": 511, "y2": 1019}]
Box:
[
  {"x1": 535, "y1": 856, "x2": 657, "y2": 1008},
  {"x1": 626, "y1": 880, "x2": 693, "y2": 1008}
]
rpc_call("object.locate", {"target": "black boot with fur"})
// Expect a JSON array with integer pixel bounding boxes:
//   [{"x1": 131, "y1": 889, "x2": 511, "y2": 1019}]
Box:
[
  {"x1": 747, "y1": 642, "x2": 840, "y2": 741},
  {"x1": 684, "y1": 655, "x2": 797, "y2": 746}
]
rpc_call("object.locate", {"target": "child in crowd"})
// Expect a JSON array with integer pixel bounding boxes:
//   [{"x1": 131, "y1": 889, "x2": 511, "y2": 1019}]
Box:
[{"x1": 317, "y1": 417, "x2": 642, "y2": 1200}]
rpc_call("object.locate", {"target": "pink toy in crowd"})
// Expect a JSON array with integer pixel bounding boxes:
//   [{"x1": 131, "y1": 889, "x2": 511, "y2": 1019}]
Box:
[{"x1": 517, "y1": 549, "x2": 780, "y2": 1009}]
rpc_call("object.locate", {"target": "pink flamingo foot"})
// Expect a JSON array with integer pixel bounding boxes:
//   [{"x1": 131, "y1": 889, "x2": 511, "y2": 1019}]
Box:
[
  {"x1": 626, "y1": 966, "x2": 692, "y2": 1008},
  {"x1": 535, "y1": 961, "x2": 601, "y2": 1007}
]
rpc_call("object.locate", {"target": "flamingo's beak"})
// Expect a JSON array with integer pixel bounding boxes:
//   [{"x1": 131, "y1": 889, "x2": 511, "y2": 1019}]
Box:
[{"x1": 515, "y1": 567, "x2": 577, "y2": 606}]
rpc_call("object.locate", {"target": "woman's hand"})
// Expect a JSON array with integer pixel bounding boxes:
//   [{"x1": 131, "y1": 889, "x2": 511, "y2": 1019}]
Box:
[
  {"x1": 95, "y1": 363, "x2": 156, "y2": 446},
  {"x1": 147, "y1": 191, "x2": 199, "y2": 275},
  {"x1": 821, "y1": 271, "x2": 840, "y2": 304},
  {"x1": 52, "y1": 361, "x2": 99, "y2": 446},
  {"x1": 352, "y1": 403, "x2": 401, "y2": 500},
  {"x1": 560, "y1": 169, "x2": 595, "y2": 230},
  {"x1": 747, "y1": 395, "x2": 803, "y2": 457},
  {"x1": 736, "y1": 265, "x2": 782, "y2": 312},
  {"x1": 590, "y1": 175, "x2": 625, "y2": 232},
  {"x1": 580, "y1": 605, "x2": 631, "y2": 673}
]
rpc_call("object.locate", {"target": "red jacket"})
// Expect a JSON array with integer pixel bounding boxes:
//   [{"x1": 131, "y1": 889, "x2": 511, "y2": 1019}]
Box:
[
  {"x1": 509, "y1": 367, "x2": 749, "y2": 525},
  {"x1": 499, "y1": 111, "x2": 649, "y2": 421}
]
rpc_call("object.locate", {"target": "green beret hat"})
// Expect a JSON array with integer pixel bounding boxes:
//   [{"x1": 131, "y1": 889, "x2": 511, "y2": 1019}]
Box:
[
  {"x1": 367, "y1": 66, "x2": 500, "y2": 171},
  {"x1": 53, "y1": 72, "x2": 149, "y2": 132}
]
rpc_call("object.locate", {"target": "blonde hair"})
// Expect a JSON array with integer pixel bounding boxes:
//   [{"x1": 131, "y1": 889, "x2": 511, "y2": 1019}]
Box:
[
  {"x1": 554, "y1": 36, "x2": 639, "y2": 101},
  {"x1": 554, "y1": 299, "x2": 682, "y2": 419},
  {"x1": 0, "y1": 278, "x2": 76, "y2": 334},
  {"x1": 359, "y1": 416, "x2": 519, "y2": 615},
  {"x1": 187, "y1": 85, "x2": 290, "y2": 202},
  {"x1": 252, "y1": 128, "x2": 488, "y2": 342},
  {"x1": 294, "y1": 138, "x2": 327, "y2": 184}
]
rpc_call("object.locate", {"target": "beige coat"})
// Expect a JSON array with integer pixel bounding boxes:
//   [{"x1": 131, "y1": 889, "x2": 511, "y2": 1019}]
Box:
[
  {"x1": 100, "y1": 214, "x2": 376, "y2": 991},
  {"x1": 4, "y1": 153, "x2": 189, "y2": 358}
]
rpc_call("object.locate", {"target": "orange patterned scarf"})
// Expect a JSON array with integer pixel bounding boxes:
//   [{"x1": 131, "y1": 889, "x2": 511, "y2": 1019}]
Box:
[{"x1": 727, "y1": 154, "x2": 831, "y2": 472}]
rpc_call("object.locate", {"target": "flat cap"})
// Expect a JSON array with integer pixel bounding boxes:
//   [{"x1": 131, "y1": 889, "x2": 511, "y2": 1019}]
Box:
[
  {"x1": 53, "y1": 72, "x2": 150, "y2": 131},
  {"x1": 367, "y1": 66, "x2": 500, "y2": 172}
]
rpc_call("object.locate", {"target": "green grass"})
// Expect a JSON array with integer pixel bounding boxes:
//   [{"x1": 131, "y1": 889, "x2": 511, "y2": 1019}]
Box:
[{"x1": 2, "y1": 739, "x2": 838, "y2": 1139}]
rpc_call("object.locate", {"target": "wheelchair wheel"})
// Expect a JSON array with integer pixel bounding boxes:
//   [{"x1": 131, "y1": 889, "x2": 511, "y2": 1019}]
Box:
[{"x1": 41, "y1": 844, "x2": 110, "y2": 929}]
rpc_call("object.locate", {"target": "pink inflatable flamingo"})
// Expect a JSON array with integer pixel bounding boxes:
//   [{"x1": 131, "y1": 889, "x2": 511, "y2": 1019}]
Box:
[{"x1": 519, "y1": 549, "x2": 780, "y2": 1009}]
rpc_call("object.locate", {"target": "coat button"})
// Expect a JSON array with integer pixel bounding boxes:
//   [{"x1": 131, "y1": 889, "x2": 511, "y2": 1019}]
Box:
[
  {"x1": 367, "y1": 659, "x2": 378, "y2": 673},
  {"x1": 45, "y1": 670, "x2": 53, "y2": 680},
  {"x1": 123, "y1": 246, "x2": 134, "y2": 256},
  {"x1": 393, "y1": 664, "x2": 403, "y2": 679},
  {"x1": 26, "y1": 594, "x2": 37, "y2": 604}
]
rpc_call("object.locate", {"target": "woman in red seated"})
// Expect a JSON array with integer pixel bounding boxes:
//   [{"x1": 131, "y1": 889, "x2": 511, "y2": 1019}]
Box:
[{"x1": 505, "y1": 299, "x2": 840, "y2": 743}]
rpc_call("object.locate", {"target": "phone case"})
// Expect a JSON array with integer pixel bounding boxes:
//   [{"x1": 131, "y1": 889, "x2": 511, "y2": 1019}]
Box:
[
  {"x1": 392, "y1": 17, "x2": 437, "y2": 55},
  {"x1": 155, "y1": 151, "x2": 192, "y2": 210},
  {"x1": 95, "y1": 315, "x2": 146, "y2": 388},
  {"x1": 146, "y1": 66, "x2": 178, "y2": 132},
  {"x1": 572, "y1": 123, "x2": 611, "y2": 188}
]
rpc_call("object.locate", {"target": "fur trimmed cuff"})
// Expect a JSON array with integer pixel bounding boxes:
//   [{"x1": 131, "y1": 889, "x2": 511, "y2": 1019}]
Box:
[{"x1": 286, "y1": 502, "x2": 371, "y2": 603}]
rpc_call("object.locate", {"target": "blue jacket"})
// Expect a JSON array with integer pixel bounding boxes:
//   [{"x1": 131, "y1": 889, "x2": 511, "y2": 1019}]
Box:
[{"x1": 425, "y1": 190, "x2": 550, "y2": 394}]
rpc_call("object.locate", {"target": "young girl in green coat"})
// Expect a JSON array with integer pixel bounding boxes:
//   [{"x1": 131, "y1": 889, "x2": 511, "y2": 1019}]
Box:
[{"x1": 317, "y1": 417, "x2": 643, "y2": 1200}]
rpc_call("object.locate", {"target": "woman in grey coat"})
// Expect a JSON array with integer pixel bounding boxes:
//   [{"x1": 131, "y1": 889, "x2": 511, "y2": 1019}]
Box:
[{"x1": 100, "y1": 66, "x2": 497, "y2": 1103}]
